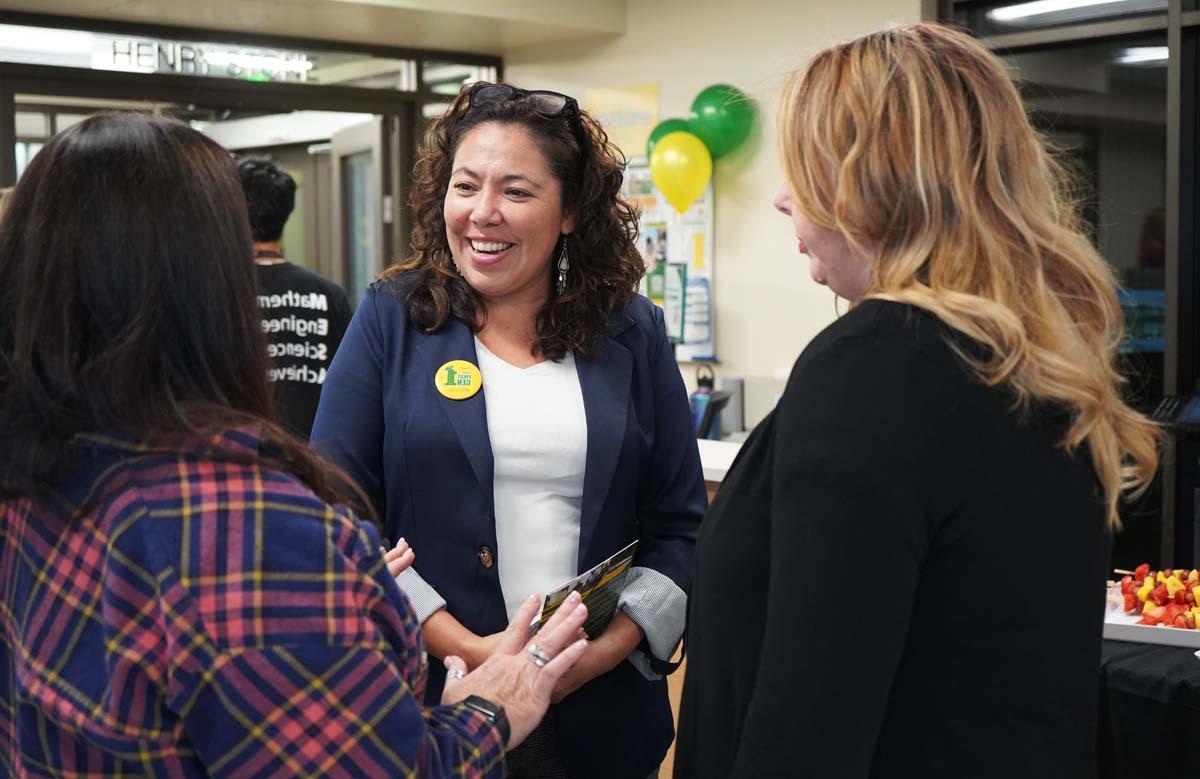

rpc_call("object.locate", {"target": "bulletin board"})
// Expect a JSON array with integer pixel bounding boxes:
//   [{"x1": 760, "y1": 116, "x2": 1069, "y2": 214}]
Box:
[{"x1": 622, "y1": 161, "x2": 716, "y2": 362}]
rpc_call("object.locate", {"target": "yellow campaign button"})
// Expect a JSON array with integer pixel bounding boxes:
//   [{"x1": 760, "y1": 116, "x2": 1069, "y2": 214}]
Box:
[{"x1": 435, "y1": 360, "x2": 482, "y2": 400}]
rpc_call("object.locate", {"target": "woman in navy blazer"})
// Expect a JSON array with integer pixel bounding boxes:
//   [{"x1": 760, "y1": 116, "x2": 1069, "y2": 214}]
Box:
[{"x1": 312, "y1": 82, "x2": 705, "y2": 779}]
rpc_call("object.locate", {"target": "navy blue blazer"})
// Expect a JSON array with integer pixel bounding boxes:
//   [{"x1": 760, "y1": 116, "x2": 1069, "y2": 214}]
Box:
[{"x1": 311, "y1": 277, "x2": 706, "y2": 778}]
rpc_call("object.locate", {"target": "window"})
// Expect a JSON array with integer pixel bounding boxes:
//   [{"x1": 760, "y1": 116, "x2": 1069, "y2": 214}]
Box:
[
  {"x1": 955, "y1": 0, "x2": 1168, "y2": 37},
  {"x1": 1006, "y1": 34, "x2": 1169, "y2": 406},
  {"x1": 947, "y1": 0, "x2": 1182, "y2": 562}
]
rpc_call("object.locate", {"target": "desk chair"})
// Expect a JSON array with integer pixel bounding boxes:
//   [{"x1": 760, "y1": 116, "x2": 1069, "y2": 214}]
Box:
[{"x1": 697, "y1": 390, "x2": 732, "y2": 440}]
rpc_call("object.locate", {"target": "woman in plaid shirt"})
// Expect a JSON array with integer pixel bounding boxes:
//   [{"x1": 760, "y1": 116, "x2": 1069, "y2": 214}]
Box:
[{"x1": 0, "y1": 113, "x2": 589, "y2": 777}]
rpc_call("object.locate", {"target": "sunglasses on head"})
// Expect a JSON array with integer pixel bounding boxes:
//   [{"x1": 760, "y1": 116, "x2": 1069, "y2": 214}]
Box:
[{"x1": 467, "y1": 83, "x2": 579, "y2": 119}]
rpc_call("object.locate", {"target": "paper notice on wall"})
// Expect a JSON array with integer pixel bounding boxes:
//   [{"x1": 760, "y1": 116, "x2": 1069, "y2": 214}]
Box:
[
  {"x1": 623, "y1": 162, "x2": 716, "y2": 361},
  {"x1": 640, "y1": 221, "x2": 669, "y2": 305},
  {"x1": 683, "y1": 276, "x2": 712, "y2": 346},
  {"x1": 663, "y1": 263, "x2": 686, "y2": 342}
]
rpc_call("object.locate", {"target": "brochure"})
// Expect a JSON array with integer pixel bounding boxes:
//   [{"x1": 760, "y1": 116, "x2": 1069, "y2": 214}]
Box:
[{"x1": 531, "y1": 540, "x2": 637, "y2": 639}]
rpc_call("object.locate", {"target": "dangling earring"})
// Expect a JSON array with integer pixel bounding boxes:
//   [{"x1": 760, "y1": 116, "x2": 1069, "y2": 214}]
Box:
[{"x1": 556, "y1": 239, "x2": 570, "y2": 294}]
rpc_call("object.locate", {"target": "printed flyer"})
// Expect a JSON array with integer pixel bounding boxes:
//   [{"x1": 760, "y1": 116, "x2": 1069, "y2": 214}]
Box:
[{"x1": 530, "y1": 541, "x2": 638, "y2": 639}]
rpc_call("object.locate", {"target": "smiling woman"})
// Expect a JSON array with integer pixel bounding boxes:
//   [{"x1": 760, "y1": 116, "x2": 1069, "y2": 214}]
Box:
[
  {"x1": 443, "y1": 122, "x2": 576, "y2": 320},
  {"x1": 390, "y1": 81, "x2": 644, "y2": 362},
  {"x1": 310, "y1": 82, "x2": 706, "y2": 779}
]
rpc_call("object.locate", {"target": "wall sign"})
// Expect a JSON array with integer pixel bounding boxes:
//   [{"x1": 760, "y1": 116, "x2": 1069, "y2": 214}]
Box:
[{"x1": 94, "y1": 37, "x2": 315, "y2": 82}]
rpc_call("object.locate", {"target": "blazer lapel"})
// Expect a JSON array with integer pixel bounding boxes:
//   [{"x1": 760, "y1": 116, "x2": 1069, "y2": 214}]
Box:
[
  {"x1": 412, "y1": 319, "x2": 494, "y2": 490},
  {"x1": 574, "y1": 314, "x2": 635, "y2": 568}
]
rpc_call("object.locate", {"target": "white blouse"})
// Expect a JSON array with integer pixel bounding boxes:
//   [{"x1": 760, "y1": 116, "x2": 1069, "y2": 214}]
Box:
[
  {"x1": 474, "y1": 337, "x2": 588, "y2": 619},
  {"x1": 392, "y1": 336, "x2": 688, "y2": 678}
]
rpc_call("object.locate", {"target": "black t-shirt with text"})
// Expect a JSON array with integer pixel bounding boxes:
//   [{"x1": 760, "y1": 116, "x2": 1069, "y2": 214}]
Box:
[{"x1": 255, "y1": 262, "x2": 353, "y2": 439}]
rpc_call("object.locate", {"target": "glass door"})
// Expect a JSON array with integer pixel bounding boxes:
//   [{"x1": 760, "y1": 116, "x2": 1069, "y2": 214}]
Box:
[{"x1": 332, "y1": 116, "x2": 395, "y2": 305}]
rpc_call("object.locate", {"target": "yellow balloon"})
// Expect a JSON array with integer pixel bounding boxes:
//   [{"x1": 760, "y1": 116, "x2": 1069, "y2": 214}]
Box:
[{"x1": 649, "y1": 131, "x2": 712, "y2": 213}]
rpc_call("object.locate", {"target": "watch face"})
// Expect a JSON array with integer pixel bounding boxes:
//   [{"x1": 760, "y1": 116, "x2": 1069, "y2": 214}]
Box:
[
  {"x1": 464, "y1": 695, "x2": 510, "y2": 744},
  {"x1": 466, "y1": 695, "x2": 500, "y2": 718}
]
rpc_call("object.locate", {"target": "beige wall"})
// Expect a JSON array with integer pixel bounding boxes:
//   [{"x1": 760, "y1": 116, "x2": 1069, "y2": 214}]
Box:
[
  {"x1": 4, "y1": 0, "x2": 625, "y2": 53},
  {"x1": 507, "y1": 0, "x2": 923, "y2": 427}
]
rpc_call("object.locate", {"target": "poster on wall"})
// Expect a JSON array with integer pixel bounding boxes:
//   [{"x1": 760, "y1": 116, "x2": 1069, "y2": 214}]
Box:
[
  {"x1": 585, "y1": 84, "x2": 660, "y2": 162},
  {"x1": 622, "y1": 162, "x2": 716, "y2": 362}
]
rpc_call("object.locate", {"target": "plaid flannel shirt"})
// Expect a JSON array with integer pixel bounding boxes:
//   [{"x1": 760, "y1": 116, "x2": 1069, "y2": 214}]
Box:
[{"x1": 1, "y1": 428, "x2": 505, "y2": 778}]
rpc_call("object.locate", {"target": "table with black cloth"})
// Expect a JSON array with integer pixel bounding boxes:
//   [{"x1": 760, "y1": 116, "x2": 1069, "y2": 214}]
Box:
[{"x1": 1098, "y1": 639, "x2": 1200, "y2": 775}]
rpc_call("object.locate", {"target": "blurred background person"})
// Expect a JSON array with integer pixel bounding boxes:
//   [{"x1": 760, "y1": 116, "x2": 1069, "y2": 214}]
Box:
[
  {"x1": 239, "y1": 157, "x2": 353, "y2": 440},
  {"x1": 0, "y1": 112, "x2": 591, "y2": 778},
  {"x1": 312, "y1": 82, "x2": 705, "y2": 778},
  {"x1": 676, "y1": 23, "x2": 1160, "y2": 779}
]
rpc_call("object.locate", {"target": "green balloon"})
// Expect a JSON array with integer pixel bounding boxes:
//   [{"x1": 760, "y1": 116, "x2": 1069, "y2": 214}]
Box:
[
  {"x1": 646, "y1": 118, "x2": 692, "y2": 159},
  {"x1": 688, "y1": 84, "x2": 756, "y2": 159}
]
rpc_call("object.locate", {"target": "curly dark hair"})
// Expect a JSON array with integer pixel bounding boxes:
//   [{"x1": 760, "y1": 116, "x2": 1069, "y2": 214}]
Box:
[{"x1": 384, "y1": 82, "x2": 644, "y2": 360}]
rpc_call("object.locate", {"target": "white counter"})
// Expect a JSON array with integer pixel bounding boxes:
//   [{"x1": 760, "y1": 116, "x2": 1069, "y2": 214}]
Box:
[{"x1": 697, "y1": 438, "x2": 743, "y2": 482}]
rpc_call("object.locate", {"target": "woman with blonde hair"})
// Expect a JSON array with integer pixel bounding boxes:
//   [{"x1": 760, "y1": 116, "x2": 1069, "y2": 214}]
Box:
[{"x1": 675, "y1": 23, "x2": 1159, "y2": 778}]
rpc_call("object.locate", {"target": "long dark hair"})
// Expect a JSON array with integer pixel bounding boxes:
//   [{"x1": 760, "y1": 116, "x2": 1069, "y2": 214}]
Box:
[
  {"x1": 0, "y1": 113, "x2": 366, "y2": 515},
  {"x1": 386, "y1": 82, "x2": 644, "y2": 360}
]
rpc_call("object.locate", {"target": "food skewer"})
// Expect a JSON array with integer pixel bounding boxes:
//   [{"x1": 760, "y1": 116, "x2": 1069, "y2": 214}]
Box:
[{"x1": 1112, "y1": 563, "x2": 1200, "y2": 630}]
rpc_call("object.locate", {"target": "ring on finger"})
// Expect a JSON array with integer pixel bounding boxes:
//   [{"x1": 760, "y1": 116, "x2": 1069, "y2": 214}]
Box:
[
  {"x1": 528, "y1": 642, "x2": 551, "y2": 668},
  {"x1": 446, "y1": 668, "x2": 466, "y2": 680}
]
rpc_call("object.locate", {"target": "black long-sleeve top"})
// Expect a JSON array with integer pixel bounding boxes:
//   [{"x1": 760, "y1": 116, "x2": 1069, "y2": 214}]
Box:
[{"x1": 675, "y1": 300, "x2": 1107, "y2": 779}]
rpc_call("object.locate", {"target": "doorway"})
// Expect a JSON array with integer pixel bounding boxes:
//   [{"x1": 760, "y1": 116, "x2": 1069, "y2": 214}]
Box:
[{"x1": 1, "y1": 63, "x2": 415, "y2": 301}]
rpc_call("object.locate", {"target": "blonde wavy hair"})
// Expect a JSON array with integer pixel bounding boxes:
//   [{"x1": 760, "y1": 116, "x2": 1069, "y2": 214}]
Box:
[{"x1": 778, "y1": 23, "x2": 1160, "y2": 527}]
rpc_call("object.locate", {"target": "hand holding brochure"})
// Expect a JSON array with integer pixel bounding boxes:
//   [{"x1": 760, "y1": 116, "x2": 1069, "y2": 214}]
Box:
[{"x1": 531, "y1": 541, "x2": 637, "y2": 639}]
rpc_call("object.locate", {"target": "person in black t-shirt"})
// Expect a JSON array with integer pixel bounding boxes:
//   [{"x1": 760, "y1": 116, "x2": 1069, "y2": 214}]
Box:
[{"x1": 239, "y1": 158, "x2": 352, "y2": 440}]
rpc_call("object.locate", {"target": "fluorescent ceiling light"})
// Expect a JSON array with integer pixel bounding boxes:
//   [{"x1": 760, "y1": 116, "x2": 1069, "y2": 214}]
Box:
[
  {"x1": 0, "y1": 24, "x2": 92, "y2": 54},
  {"x1": 1115, "y1": 45, "x2": 1168, "y2": 64},
  {"x1": 989, "y1": 0, "x2": 1134, "y2": 22}
]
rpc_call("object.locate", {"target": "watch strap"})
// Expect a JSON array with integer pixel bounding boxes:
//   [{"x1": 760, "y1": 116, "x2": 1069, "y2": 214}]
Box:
[{"x1": 463, "y1": 694, "x2": 511, "y2": 746}]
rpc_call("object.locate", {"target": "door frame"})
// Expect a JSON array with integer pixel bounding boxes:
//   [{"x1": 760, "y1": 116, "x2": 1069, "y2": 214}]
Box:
[
  {"x1": 0, "y1": 63, "x2": 415, "y2": 290},
  {"x1": 331, "y1": 116, "x2": 396, "y2": 297},
  {"x1": 0, "y1": 13, "x2": 501, "y2": 267},
  {"x1": 0, "y1": 61, "x2": 414, "y2": 183}
]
